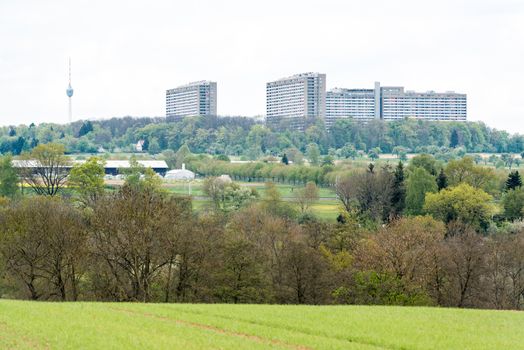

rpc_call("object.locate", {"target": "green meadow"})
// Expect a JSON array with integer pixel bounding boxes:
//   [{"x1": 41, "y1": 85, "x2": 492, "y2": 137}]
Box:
[
  {"x1": 0, "y1": 301, "x2": 523, "y2": 350},
  {"x1": 164, "y1": 181, "x2": 341, "y2": 221},
  {"x1": 164, "y1": 181, "x2": 336, "y2": 198}
]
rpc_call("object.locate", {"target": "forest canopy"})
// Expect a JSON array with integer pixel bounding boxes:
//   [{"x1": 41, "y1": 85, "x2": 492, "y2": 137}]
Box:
[{"x1": 1, "y1": 116, "x2": 523, "y2": 157}]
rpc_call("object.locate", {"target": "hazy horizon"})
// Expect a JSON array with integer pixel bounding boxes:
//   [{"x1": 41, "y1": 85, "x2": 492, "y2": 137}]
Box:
[{"x1": 1, "y1": 0, "x2": 523, "y2": 132}]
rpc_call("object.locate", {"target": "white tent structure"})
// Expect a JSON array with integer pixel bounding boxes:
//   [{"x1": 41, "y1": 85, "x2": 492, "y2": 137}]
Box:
[
  {"x1": 164, "y1": 164, "x2": 195, "y2": 181},
  {"x1": 217, "y1": 174, "x2": 232, "y2": 183}
]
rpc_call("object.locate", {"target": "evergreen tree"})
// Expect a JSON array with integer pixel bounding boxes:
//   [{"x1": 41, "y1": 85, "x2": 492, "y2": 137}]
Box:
[
  {"x1": 30, "y1": 138, "x2": 39, "y2": 148},
  {"x1": 506, "y1": 170, "x2": 522, "y2": 191},
  {"x1": 390, "y1": 161, "x2": 406, "y2": 218},
  {"x1": 281, "y1": 153, "x2": 289, "y2": 165},
  {"x1": 78, "y1": 121, "x2": 94, "y2": 137},
  {"x1": 450, "y1": 129, "x2": 460, "y2": 148},
  {"x1": 12, "y1": 137, "x2": 26, "y2": 155},
  {"x1": 141, "y1": 138, "x2": 149, "y2": 152},
  {"x1": 436, "y1": 168, "x2": 448, "y2": 191}
]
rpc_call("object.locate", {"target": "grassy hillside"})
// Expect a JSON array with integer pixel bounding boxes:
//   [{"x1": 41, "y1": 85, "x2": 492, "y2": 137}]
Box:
[{"x1": 0, "y1": 301, "x2": 523, "y2": 349}]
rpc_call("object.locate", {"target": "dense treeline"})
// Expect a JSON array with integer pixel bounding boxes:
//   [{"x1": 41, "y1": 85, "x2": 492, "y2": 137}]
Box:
[
  {"x1": 187, "y1": 155, "x2": 509, "y2": 192},
  {"x1": 2, "y1": 116, "x2": 524, "y2": 157},
  {"x1": 0, "y1": 182, "x2": 523, "y2": 308},
  {"x1": 0, "y1": 146, "x2": 524, "y2": 309},
  {"x1": 191, "y1": 159, "x2": 333, "y2": 185}
]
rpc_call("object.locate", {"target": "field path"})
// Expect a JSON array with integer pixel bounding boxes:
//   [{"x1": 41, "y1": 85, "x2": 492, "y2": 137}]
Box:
[
  {"x1": 111, "y1": 305, "x2": 395, "y2": 350},
  {"x1": 109, "y1": 306, "x2": 313, "y2": 350}
]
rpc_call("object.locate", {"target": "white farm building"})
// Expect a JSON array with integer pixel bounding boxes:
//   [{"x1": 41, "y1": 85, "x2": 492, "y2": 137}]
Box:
[{"x1": 12, "y1": 159, "x2": 169, "y2": 176}]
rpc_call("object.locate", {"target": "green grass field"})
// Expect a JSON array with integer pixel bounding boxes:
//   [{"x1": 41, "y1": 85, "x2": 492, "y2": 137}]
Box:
[
  {"x1": 165, "y1": 181, "x2": 341, "y2": 221},
  {"x1": 164, "y1": 181, "x2": 337, "y2": 199},
  {"x1": 0, "y1": 301, "x2": 523, "y2": 350},
  {"x1": 107, "y1": 180, "x2": 341, "y2": 221}
]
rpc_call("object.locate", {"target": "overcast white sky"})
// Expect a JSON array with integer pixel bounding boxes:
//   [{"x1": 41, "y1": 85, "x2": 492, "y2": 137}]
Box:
[{"x1": 1, "y1": 0, "x2": 523, "y2": 132}]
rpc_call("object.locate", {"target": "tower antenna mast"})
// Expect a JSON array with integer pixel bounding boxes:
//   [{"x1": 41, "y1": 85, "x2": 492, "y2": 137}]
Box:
[{"x1": 66, "y1": 57, "x2": 74, "y2": 123}]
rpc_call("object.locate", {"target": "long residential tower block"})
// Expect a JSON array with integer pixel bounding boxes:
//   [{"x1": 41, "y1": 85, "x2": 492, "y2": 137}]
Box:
[
  {"x1": 266, "y1": 72, "x2": 326, "y2": 129},
  {"x1": 166, "y1": 81, "x2": 217, "y2": 119},
  {"x1": 326, "y1": 82, "x2": 467, "y2": 128}
]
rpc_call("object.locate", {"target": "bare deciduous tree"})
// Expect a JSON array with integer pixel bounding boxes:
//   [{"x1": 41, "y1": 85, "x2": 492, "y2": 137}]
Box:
[
  {"x1": 294, "y1": 181, "x2": 319, "y2": 213},
  {"x1": 355, "y1": 216, "x2": 446, "y2": 303},
  {"x1": 335, "y1": 166, "x2": 393, "y2": 221},
  {"x1": 0, "y1": 197, "x2": 86, "y2": 300},
  {"x1": 18, "y1": 143, "x2": 71, "y2": 196},
  {"x1": 90, "y1": 186, "x2": 192, "y2": 302},
  {"x1": 442, "y1": 228, "x2": 487, "y2": 308}
]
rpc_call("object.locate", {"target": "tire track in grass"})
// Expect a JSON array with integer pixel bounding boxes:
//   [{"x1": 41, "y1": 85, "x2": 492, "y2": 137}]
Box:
[
  {"x1": 109, "y1": 307, "x2": 312, "y2": 350},
  {"x1": 0, "y1": 321, "x2": 50, "y2": 350},
  {"x1": 154, "y1": 307, "x2": 399, "y2": 350}
]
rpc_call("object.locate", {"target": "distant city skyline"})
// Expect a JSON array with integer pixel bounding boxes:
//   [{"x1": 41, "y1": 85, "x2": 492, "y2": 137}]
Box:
[
  {"x1": 164, "y1": 74, "x2": 467, "y2": 130},
  {"x1": 0, "y1": 0, "x2": 523, "y2": 132}
]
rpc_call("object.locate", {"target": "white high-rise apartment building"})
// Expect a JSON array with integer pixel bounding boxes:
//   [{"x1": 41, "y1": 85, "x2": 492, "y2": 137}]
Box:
[
  {"x1": 326, "y1": 82, "x2": 466, "y2": 127},
  {"x1": 266, "y1": 73, "x2": 326, "y2": 129},
  {"x1": 380, "y1": 85, "x2": 467, "y2": 121},
  {"x1": 325, "y1": 87, "x2": 377, "y2": 128},
  {"x1": 166, "y1": 81, "x2": 217, "y2": 119}
]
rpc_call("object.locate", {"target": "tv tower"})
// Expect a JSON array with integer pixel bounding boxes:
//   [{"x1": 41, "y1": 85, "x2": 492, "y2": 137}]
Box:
[{"x1": 66, "y1": 58, "x2": 74, "y2": 123}]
